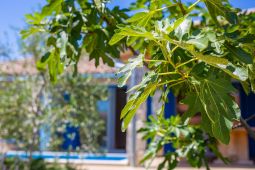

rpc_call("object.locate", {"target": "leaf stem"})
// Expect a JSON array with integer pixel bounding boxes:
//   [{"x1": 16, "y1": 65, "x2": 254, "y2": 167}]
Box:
[
  {"x1": 168, "y1": 80, "x2": 186, "y2": 88},
  {"x1": 158, "y1": 72, "x2": 180, "y2": 76},
  {"x1": 144, "y1": 59, "x2": 169, "y2": 63},
  {"x1": 176, "y1": 58, "x2": 197, "y2": 69},
  {"x1": 187, "y1": 0, "x2": 202, "y2": 13},
  {"x1": 171, "y1": 46, "x2": 179, "y2": 53},
  {"x1": 154, "y1": 4, "x2": 179, "y2": 12},
  {"x1": 158, "y1": 78, "x2": 185, "y2": 87},
  {"x1": 160, "y1": 43, "x2": 176, "y2": 68}
]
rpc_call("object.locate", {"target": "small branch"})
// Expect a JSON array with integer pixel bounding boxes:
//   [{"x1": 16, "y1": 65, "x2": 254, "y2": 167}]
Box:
[
  {"x1": 246, "y1": 114, "x2": 255, "y2": 122},
  {"x1": 129, "y1": 46, "x2": 139, "y2": 56},
  {"x1": 240, "y1": 117, "x2": 255, "y2": 141},
  {"x1": 232, "y1": 114, "x2": 255, "y2": 129},
  {"x1": 178, "y1": 0, "x2": 187, "y2": 16}
]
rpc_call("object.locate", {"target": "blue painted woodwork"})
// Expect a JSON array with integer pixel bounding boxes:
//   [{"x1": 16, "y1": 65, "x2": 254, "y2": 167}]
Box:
[
  {"x1": 62, "y1": 125, "x2": 81, "y2": 150},
  {"x1": 146, "y1": 96, "x2": 153, "y2": 120},
  {"x1": 239, "y1": 87, "x2": 255, "y2": 160},
  {"x1": 164, "y1": 92, "x2": 176, "y2": 154}
]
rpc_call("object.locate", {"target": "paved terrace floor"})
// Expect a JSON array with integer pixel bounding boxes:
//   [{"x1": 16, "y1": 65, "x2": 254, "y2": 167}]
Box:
[{"x1": 75, "y1": 165, "x2": 255, "y2": 170}]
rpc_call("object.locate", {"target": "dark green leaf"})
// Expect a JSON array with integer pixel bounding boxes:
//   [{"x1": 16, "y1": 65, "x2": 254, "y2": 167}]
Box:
[
  {"x1": 183, "y1": 76, "x2": 240, "y2": 144},
  {"x1": 204, "y1": 0, "x2": 238, "y2": 25},
  {"x1": 225, "y1": 43, "x2": 253, "y2": 64}
]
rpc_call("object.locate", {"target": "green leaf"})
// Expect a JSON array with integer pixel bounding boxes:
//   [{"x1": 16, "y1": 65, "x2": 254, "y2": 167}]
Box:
[
  {"x1": 120, "y1": 27, "x2": 154, "y2": 38},
  {"x1": 94, "y1": 0, "x2": 106, "y2": 12},
  {"x1": 118, "y1": 72, "x2": 132, "y2": 88},
  {"x1": 41, "y1": 0, "x2": 63, "y2": 17},
  {"x1": 248, "y1": 64, "x2": 255, "y2": 93},
  {"x1": 156, "y1": 17, "x2": 187, "y2": 36},
  {"x1": 20, "y1": 27, "x2": 45, "y2": 39},
  {"x1": 174, "y1": 18, "x2": 192, "y2": 40},
  {"x1": 181, "y1": 93, "x2": 202, "y2": 120},
  {"x1": 187, "y1": 37, "x2": 209, "y2": 51},
  {"x1": 56, "y1": 31, "x2": 68, "y2": 59},
  {"x1": 90, "y1": 49, "x2": 114, "y2": 67},
  {"x1": 36, "y1": 52, "x2": 51, "y2": 70},
  {"x1": 26, "y1": 0, "x2": 63, "y2": 24},
  {"x1": 38, "y1": 48, "x2": 63, "y2": 82},
  {"x1": 215, "y1": 63, "x2": 248, "y2": 81},
  {"x1": 122, "y1": 83, "x2": 157, "y2": 131},
  {"x1": 183, "y1": 76, "x2": 240, "y2": 144},
  {"x1": 109, "y1": 34, "x2": 125, "y2": 45},
  {"x1": 126, "y1": 12, "x2": 150, "y2": 23},
  {"x1": 167, "y1": 17, "x2": 186, "y2": 34},
  {"x1": 117, "y1": 54, "x2": 143, "y2": 87},
  {"x1": 241, "y1": 81, "x2": 251, "y2": 95},
  {"x1": 204, "y1": 0, "x2": 238, "y2": 25},
  {"x1": 110, "y1": 26, "x2": 154, "y2": 46},
  {"x1": 225, "y1": 43, "x2": 253, "y2": 64},
  {"x1": 212, "y1": 118, "x2": 232, "y2": 144},
  {"x1": 121, "y1": 72, "x2": 157, "y2": 131},
  {"x1": 126, "y1": 11, "x2": 155, "y2": 27}
]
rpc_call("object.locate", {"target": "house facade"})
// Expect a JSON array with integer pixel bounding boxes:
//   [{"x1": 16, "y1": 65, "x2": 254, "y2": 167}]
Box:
[{"x1": 0, "y1": 55, "x2": 255, "y2": 165}]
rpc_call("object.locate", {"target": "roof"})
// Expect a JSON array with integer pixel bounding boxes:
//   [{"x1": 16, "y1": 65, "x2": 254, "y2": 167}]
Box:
[
  {"x1": 0, "y1": 49, "x2": 135, "y2": 76},
  {"x1": 0, "y1": 56, "x2": 118, "y2": 75}
]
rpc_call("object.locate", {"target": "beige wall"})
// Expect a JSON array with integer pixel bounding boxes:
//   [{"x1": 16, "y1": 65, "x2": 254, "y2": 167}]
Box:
[
  {"x1": 0, "y1": 141, "x2": 11, "y2": 153},
  {"x1": 218, "y1": 128, "x2": 251, "y2": 163}
]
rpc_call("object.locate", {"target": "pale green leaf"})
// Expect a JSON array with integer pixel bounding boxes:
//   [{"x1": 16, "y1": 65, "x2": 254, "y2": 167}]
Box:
[
  {"x1": 122, "y1": 83, "x2": 157, "y2": 131},
  {"x1": 187, "y1": 37, "x2": 209, "y2": 51},
  {"x1": 117, "y1": 54, "x2": 143, "y2": 87},
  {"x1": 174, "y1": 18, "x2": 192, "y2": 40},
  {"x1": 215, "y1": 63, "x2": 248, "y2": 81},
  {"x1": 126, "y1": 12, "x2": 150, "y2": 23},
  {"x1": 109, "y1": 34, "x2": 125, "y2": 45}
]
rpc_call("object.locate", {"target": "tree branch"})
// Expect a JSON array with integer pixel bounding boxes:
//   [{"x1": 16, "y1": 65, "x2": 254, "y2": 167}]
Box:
[
  {"x1": 246, "y1": 114, "x2": 255, "y2": 122},
  {"x1": 232, "y1": 114, "x2": 255, "y2": 129},
  {"x1": 240, "y1": 116, "x2": 255, "y2": 141}
]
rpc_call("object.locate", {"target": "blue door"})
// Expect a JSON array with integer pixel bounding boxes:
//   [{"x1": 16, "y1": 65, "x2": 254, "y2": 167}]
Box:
[
  {"x1": 240, "y1": 87, "x2": 255, "y2": 160},
  {"x1": 146, "y1": 92, "x2": 176, "y2": 154},
  {"x1": 164, "y1": 92, "x2": 176, "y2": 154}
]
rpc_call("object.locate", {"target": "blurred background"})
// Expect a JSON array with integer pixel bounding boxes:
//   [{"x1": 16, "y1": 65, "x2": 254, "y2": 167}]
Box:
[{"x1": 0, "y1": 1, "x2": 255, "y2": 170}]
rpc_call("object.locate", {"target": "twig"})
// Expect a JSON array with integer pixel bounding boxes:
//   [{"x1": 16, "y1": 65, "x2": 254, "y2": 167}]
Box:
[
  {"x1": 129, "y1": 46, "x2": 139, "y2": 56},
  {"x1": 240, "y1": 117, "x2": 255, "y2": 141},
  {"x1": 178, "y1": 0, "x2": 187, "y2": 16},
  {"x1": 232, "y1": 114, "x2": 255, "y2": 129},
  {"x1": 246, "y1": 114, "x2": 255, "y2": 122}
]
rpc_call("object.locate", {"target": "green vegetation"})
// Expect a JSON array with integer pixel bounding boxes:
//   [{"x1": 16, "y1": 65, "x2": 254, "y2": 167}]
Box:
[
  {"x1": 0, "y1": 74, "x2": 107, "y2": 152},
  {"x1": 3, "y1": 158, "x2": 75, "y2": 170},
  {"x1": 18, "y1": 0, "x2": 255, "y2": 169},
  {"x1": 0, "y1": 74, "x2": 107, "y2": 169}
]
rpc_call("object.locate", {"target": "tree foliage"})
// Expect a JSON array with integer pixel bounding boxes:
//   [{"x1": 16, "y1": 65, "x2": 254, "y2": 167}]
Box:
[
  {"x1": 139, "y1": 116, "x2": 228, "y2": 169},
  {"x1": 0, "y1": 74, "x2": 107, "y2": 152},
  {"x1": 22, "y1": 0, "x2": 255, "y2": 169}
]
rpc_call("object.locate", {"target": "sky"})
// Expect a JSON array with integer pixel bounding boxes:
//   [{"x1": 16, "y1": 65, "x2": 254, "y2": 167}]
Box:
[{"x1": 1, "y1": 0, "x2": 255, "y2": 59}]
